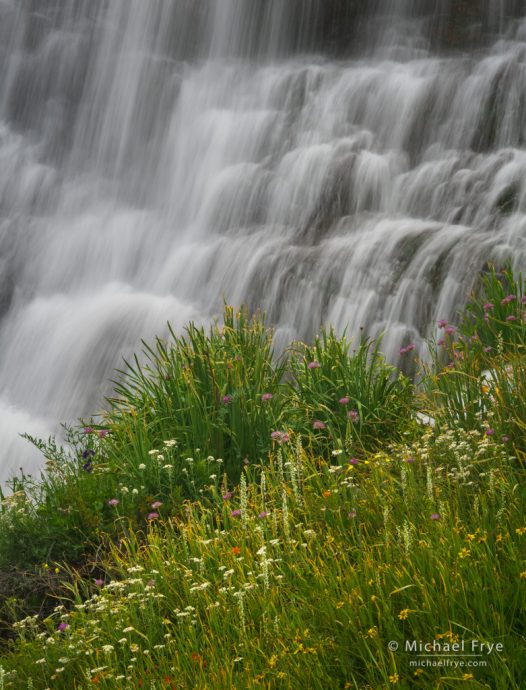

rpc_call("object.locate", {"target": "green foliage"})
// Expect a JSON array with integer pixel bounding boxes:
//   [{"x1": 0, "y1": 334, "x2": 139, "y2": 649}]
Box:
[{"x1": 289, "y1": 330, "x2": 414, "y2": 454}]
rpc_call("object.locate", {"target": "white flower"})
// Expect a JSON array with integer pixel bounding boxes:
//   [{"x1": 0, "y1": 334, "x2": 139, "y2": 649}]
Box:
[{"x1": 138, "y1": 464, "x2": 146, "y2": 470}]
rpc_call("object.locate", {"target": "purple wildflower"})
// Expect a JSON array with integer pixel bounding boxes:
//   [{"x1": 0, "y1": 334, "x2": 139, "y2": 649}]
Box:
[
  {"x1": 151, "y1": 501, "x2": 163, "y2": 509},
  {"x1": 347, "y1": 409, "x2": 359, "y2": 423},
  {"x1": 222, "y1": 491, "x2": 234, "y2": 501},
  {"x1": 506, "y1": 315, "x2": 517, "y2": 322},
  {"x1": 348, "y1": 458, "x2": 359, "y2": 465},
  {"x1": 339, "y1": 396, "x2": 350, "y2": 405},
  {"x1": 399, "y1": 344, "x2": 415, "y2": 355},
  {"x1": 437, "y1": 338, "x2": 445, "y2": 346},
  {"x1": 258, "y1": 511, "x2": 269, "y2": 519},
  {"x1": 313, "y1": 420, "x2": 326, "y2": 430},
  {"x1": 261, "y1": 393, "x2": 273, "y2": 402},
  {"x1": 107, "y1": 498, "x2": 119, "y2": 507},
  {"x1": 83, "y1": 427, "x2": 94, "y2": 434},
  {"x1": 98, "y1": 429, "x2": 108, "y2": 438},
  {"x1": 57, "y1": 622, "x2": 69, "y2": 632},
  {"x1": 405, "y1": 457, "x2": 415, "y2": 463},
  {"x1": 307, "y1": 361, "x2": 321, "y2": 369},
  {"x1": 147, "y1": 512, "x2": 159, "y2": 521},
  {"x1": 501, "y1": 294, "x2": 516, "y2": 305},
  {"x1": 483, "y1": 302, "x2": 494, "y2": 311},
  {"x1": 486, "y1": 428, "x2": 495, "y2": 437},
  {"x1": 445, "y1": 326, "x2": 456, "y2": 336},
  {"x1": 94, "y1": 579, "x2": 104, "y2": 586},
  {"x1": 231, "y1": 509, "x2": 242, "y2": 517},
  {"x1": 271, "y1": 430, "x2": 290, "y2": 444},
  {"x1": 501, "y1": 435, "x2": 510, "y2": 443},
  {"x1": 222, "y1": 395, "x2": 233, "y2": 405},
  {"x1": 438, "y1": 319, "x2": 448, "y2": 329},
  {"x1": 430, "y1": 513, "x2": 441, "y2": 521}
]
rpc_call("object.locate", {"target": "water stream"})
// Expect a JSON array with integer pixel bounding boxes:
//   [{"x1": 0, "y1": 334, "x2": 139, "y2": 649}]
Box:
[{"x1": 0, "y1": 1, "x2": 525, "y2": 480}]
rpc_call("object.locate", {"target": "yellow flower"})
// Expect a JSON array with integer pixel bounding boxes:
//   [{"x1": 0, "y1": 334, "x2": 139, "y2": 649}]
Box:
[
  {"x1": 268, "y1": 655, "x2": 278, "y2": 669},
  {"x1": 398, "y1": 609, "x2": 411, "y2": 620},
  {"x1": 519, "y1": 571, "x2": 526, "y2": 580},
  {"x1": 463, "y1": 673, "x2": 474, "y2": 680},
  {"x1": 336, "y1": 602, "x2": 344, "y2": 609},
  {"x1": 277, "y1": 672, "x2": 286, "y2": 679},
  {"x1": 389, "y1": 673, "x2": 399, "y2": 684},
  {"x1": 371, "y1": 595, "x2": 378, "y2": 603},
  {"x1": 458, "y1": 548, "x2": 470, "y2": 559},
  {"x1": 414, "y1": 669, "x2": 424, "y2": 677},
  {"x1": 516, "y1": 527, "x2": 526, "y2": 536},
  {"x1": 366, "y1": 627, "x2": 378, "y2": 638}
]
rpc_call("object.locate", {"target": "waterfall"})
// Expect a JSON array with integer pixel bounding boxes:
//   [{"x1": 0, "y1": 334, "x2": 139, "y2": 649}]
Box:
[{"x1": 0, "y1": 1, "x2": 525, "y2": 481}]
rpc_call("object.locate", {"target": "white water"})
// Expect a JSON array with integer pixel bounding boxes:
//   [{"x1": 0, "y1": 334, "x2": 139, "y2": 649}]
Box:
[{"x1": 0, "y1": 1, "x2": 525, "y2": 481}]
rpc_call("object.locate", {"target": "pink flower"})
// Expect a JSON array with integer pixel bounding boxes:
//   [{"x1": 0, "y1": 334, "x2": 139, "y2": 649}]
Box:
[
  {"x1": 108, "y1": 498, "x2": 119, "y2": 507},
  {"x1": 94, "y1": 579, "x2": 104, "y2": 586},
  {"x1": 506, "y1": 315, "x2": 517, "y2": 322},
  {"x1": 338, "y1": 396, "x2": 349, "y2": 405},
  {"x1": 231, "y1": 509, "x2": 242, "y2": 517},
  {"x1": 486, "y1": 428, "x2": 495, "y2": 437},
  {"x1": 347, "y1": 409, "x2": 359, "y2": 422},
  {"x1": 222, "y1": 491, "x2": 233, "y2": 501},
  {"x1": 444, "y1": 326, "x2": 456, "y2": 336},
  {"x1": 348, "y1": 510, "x2": 357, "y2": 518},
  {"x1": 348, "y1": 458, "x2": 359, "y2": 465},
  {"x1": 258, "y1": 511, "x2": 269, "y2": 519},
  {"x1": 438, "y1": 319, "x2": 448, "y2": 329},
  {"x1": 312, "y1": 420, "x2": 326, "y2": 430},
  {"x1": 147, "y1": 512, "x2": 159, "y2": 520},
  {"x1": 404, "y1": 457, "x2": 415, "y2": 463},
  {"x1": 483, "y1": 302, "x2": 494, "y2": 311},
  {"x1": 437, "y1": 338, "x2": 445, "y2": 346},
  {"x1": 399, "y1": 344, "x2": 415, "y2": 354},
  {"x1": 261, "y1": 393, "x2": 273, "y2": 402},
  {"x1": 151, "y1": 501, "x2": 163, "y2": 509},
  {"x1": 57, "y1": 622, "x2": 69, "y2": 632},
  {"x1": 83, "y1": 427, "x2": 94, "y2": 434},
  {"x1": 98, "y1": 429, "x2": 108, "y2": 438},
  {"x1": 222, "y1": 395, "x2": 233, "y2": 405},
  {"x1": 271, "y1": 430, "x2": 290, "y2": 444},
  {"x1": 307, "y1": 361, "x2": 321, "y2": 369},
  {"x1": 430, "y1": 513, "x2": 441, "y2": 521},
  {"x1": 501, "y1": 294, "x2": 516, "y2": 305}
]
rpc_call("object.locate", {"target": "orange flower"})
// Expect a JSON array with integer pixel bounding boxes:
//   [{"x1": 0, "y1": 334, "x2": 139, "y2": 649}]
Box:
[
  {"x1": 322, "y1": 490, "x2": 331, "y2": 498},
  {"x1": 231, "y1": 546, "x2": 241, "y2": 555}
]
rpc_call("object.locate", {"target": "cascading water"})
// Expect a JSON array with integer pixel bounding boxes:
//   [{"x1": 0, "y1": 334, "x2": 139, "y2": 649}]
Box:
[{"x1": 0, "y1": 1, "x2": 525, "y2": 482}]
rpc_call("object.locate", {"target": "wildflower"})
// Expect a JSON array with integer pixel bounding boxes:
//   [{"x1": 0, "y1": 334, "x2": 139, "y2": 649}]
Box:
[
  {"x1": 463, "y1": 673, "x2": 474, "y2": 680},
  {"x1": 57, "y1": 622, "x2": 69, "y2": 632},
  {"x1": 483, "y1": 346, "x2": 492, "y2": 353},
  {"x1": 222, "y1": 491, "x2": 233, "y2": 501},
  {"x1": 485, "y1": 428, "x2": 495, "y2": 437},
  {"x1": 502, "y1": 435, "x2": 510, "y2": 442},
  {"x1": 147, "y1": 512, "x2": 159, "y2": 521},
  {"x1": 506, "y1": 315, "x2": 517, "y2": 321},
  {"x1": 399, "y1": 344, "x2": 415, "y2": 354},
  {"x1": 430, "y1": 513, "x2": 441, "y2": 520},
  {"x1": 389, "y1": 674, "x2": 399, "y2": 684},
  {"x1": 322, "y1": 490, "x2": 331, "y2": 498},
  {"x1": 339, "y1": 396, "x2": 349, "y2": 405},
  {"x1": 99, "y1": 430, "x2": 108, "y2": 438},
  {"x1": 347, "y1": 409, "x2": 359, "y2": 422},
  {"x1": 437, "y1": 338, "x2": 445, "y2": 346},
  {"x1": 445, "y1": 326, "x2": 456, "y2": 335},
  {"x1": 332, "y1": 449, "x2": 343, "y2": 456},
  {"x1": 231, "y1": 509, "x2": 242, "y2": 517},
  {"x1": 151, "y1": 501, "x2": 163, "y2": 509},
  {"x1": 483, "y1": 302, "x2": 494, "y2": 310},
  {"x1": 312, "y1": 420, "x2": 326, "y2": 430},
  {"x1": 515, "y1": 527, "x2": 526, "y2": 535},
  {"x1": 307, "y1": 361, "x2": 321, "y2": 369},
  {"x1": 271, "y1": 430, "x2": 289, "y2": 444},
  {"x1": 108, "y1": 498, "x2": 119, "y2": 507},
  {"x1": 231, "y1": 547, "x2": 241, "y2": 555},
  {"x1": 405, "y1": 456, "x2": 415, "y2": 463},
  {"x1": 501, "y1": 294, "x2": 516, "y2": 305},
  {"x1": 261, "y1": 393, "x2": 273, "y2": 402},
  {"x1": 82, "y1": 459, "x2": 93, "y2": 473},
  {"x1": 83, "y1": 427, "x2": 94, "y2": 434},
  {"x1": 223, "y1": 395, "x2": 233, "y2": 405},
  {"x1": 348, "y1": 458, "x2": 359, "y2": 465},
  {"x1": 398, "y1": 609, "x2": 411, "y2": 620},
  {"x1": 458, "y1": 548, "x2": 470, "y2": 559},
  {"x1": 348, "y1": 510, "x2": 357, "y2": 518},
  {"x1": 94, "y1": 579, "x2": 104, "y2": 586},
  {"x1": 138, "y1": 463, "x2": 146, "y2": 470},
  {"x1": 258, "y1": 511, "x2": 269, "y2": 518},
  {"x1": 438, "y1": 319, "x2": 448, "y2": 328},
  {"x1": 520, "y1": 572, "x2": 526, "y2": 579}
]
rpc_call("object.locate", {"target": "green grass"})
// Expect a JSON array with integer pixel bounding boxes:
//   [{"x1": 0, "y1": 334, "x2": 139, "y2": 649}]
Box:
[{"x1": 0, "y1": 270, "x2": 525, "y2": 689}]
